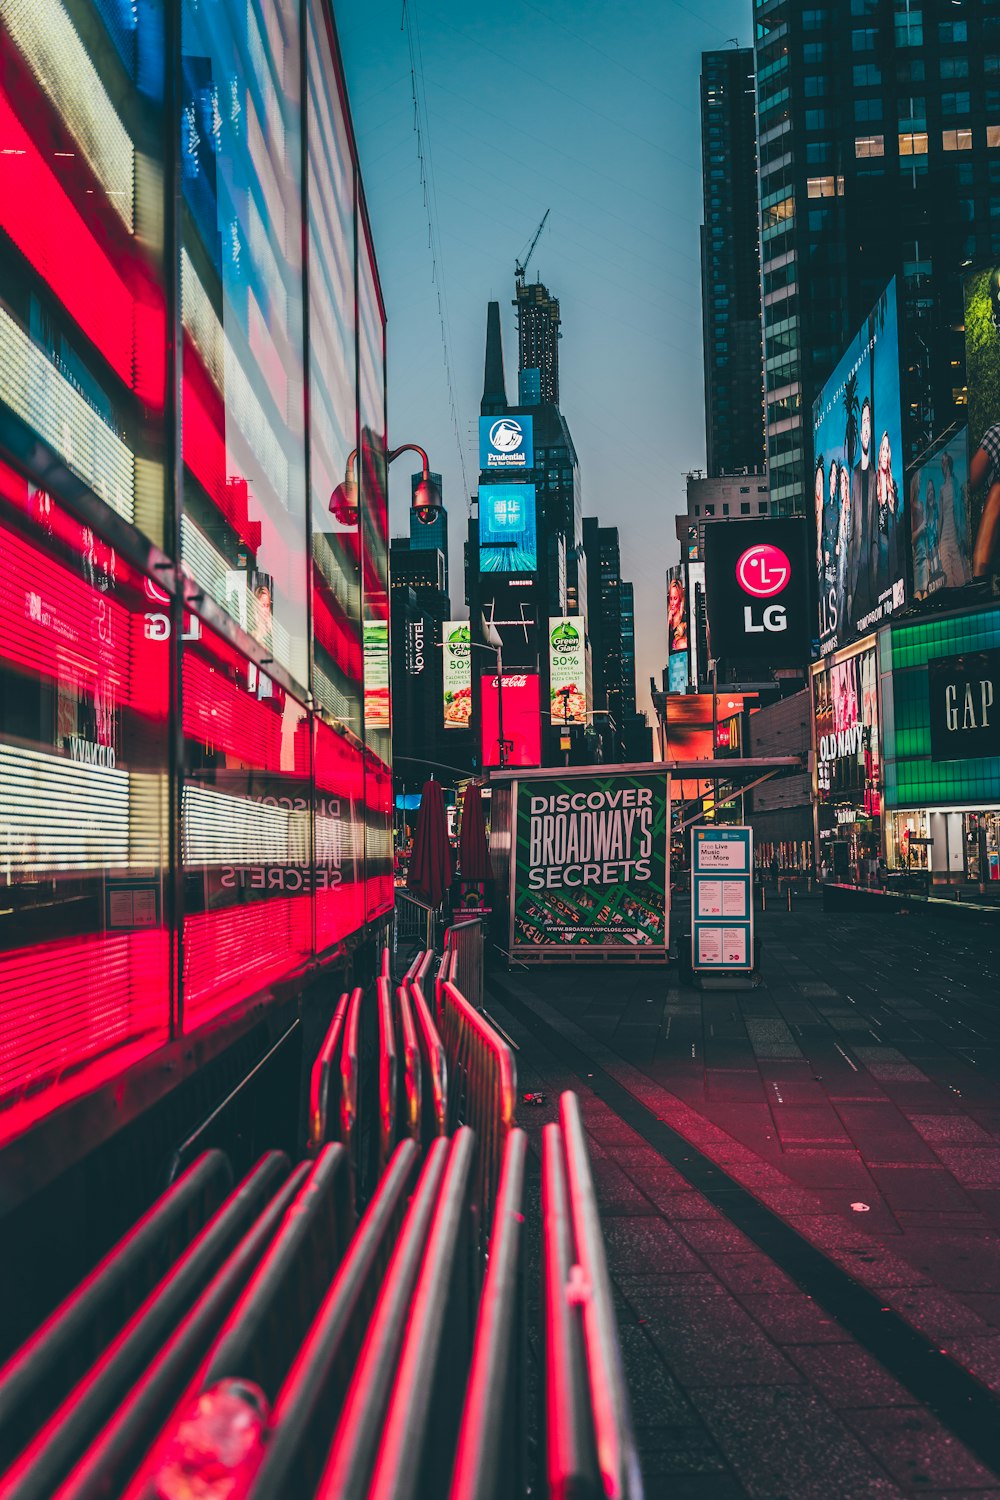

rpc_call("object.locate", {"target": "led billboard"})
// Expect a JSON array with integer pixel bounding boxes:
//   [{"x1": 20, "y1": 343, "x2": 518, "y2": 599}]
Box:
[
  {"x1": 442, "y1": 621, "x2": 472, "y2": 730},
  {"x1": 479, "y1": 415, "x2": 533, "y2": 471},
  {"x1": 667, "y1": 567, "x2": 688, "y2": 654},
  {"x1": 548, "y1": 617, "x2": 587, "y2": 725},
  {"x1": 963, "y1": 265, "x2": 1000, "y2": 579},
  {"x1": 480, "y1": 672, "x2": 541, "y2": 769},
  {"x1": 813, "y1": 279, "x2": 905, "y2": 655},
  {"x1": 703, "y1": 517, "x2": 811, "y2": 667},
  {"x1": 479, "y1": 484, "x2": 537, "y2": 572},
  {"x1": 909, "y1": 429, "x2": 973, "y2": 599}
]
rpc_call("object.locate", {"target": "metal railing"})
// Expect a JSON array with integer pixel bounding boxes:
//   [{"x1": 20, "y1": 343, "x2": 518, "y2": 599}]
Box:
[
  {"x1": 395, "y1": 890, "x2": 436, "y2": 958},
  {"x1": 0, "y1": 1150, "x2": 233, "y2": 1475},
  {"x1": 444, "y1": 918, "x2": 485, "y2": 1010},
  {"x1": 409, "y1": 975, "x2": 448, "y2": 1141},
  {"x1": 244, "y1": 1141, "x2": 420, "y2": 1500},
  {"x1": 394, "y1": 983, "x2": 423, "y2": 1144},
  {"x1": 450, "y1": 1129, "x2": 528, "y2": 1500},
  {"x1": 315, "y1": 1135, "x2": 454, "y2": 1497},
  {"x1": 439, "y1": 974, "x2": 517, "y2": 1236},
  {"x1": 377, "y1": 975, "x2": 398, "y2": 1177},
  {"x1": 57, "y1": 1162, "x2": 311, "y2": 1500},
  {"x1": 308, "y1": 991, "x2": 352, "y2": 1155},
  {"x1": 544, "y1": 1093, "x2": 645, "y2": 1500}
]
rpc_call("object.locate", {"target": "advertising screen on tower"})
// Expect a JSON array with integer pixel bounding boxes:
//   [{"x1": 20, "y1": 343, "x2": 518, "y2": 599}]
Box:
[
  {"x1": 479, "y1": 415, "x2": 534, "y2": 471},
  {"x1": 442, "y1": 621, "x2": 472, "y2": 730},
  {"x1": 703, "y1": 517, "x2": 810, "y2": 666},
  {"x1": 479, "y1": 484, "x2": 538, "y2": 572},
  {"x1": 511, "y1": 773, "x2": 669, "y2": 954},
  {"x1": 909, "y1": 429, "x2": 974, "y2": 600},
  {"x1": 963, "y1": 264, "x2": 1000, "y2": 581},
  {"x1": 480, "y1": 672, "x2": 541, "y2": 768},
  {"x1": 813, "y1": 279, "x2": 905, "y2": 656},
  {"x1": 548, "y1": 617, "x2": 587, "y2": 725}
]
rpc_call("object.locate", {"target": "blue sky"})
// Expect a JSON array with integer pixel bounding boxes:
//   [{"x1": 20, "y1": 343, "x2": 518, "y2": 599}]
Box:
[{"x1": 336, "y1": 0, "x2": 752, "y2": 716}]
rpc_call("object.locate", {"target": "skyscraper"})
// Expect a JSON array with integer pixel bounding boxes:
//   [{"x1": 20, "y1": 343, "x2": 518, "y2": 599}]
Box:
[
  {"x1": 700, "y1": 48, "x2": 766, "y2": 476},
  {"x1": 513, "y1": 279, "x2": 561, "y2": 406},
  {"x1": 754, "y1": 0, "x2": 1000, "y2": 514}
]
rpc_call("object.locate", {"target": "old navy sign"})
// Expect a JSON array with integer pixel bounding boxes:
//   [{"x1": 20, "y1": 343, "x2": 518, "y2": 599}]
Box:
[{"x1": 928, "y1": 649, "x2": 1000, "y2": 762}]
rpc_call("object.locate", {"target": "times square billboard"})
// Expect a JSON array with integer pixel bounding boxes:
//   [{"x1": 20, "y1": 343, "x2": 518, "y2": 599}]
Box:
[{"x1": 813, "y1": 279, "x2": 906, "y2": 657}]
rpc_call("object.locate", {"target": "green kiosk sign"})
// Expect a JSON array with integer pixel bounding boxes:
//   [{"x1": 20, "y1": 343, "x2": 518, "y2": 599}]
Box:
[{"x1": 510, "y1": 772, "x2": 669, "y2": 957}]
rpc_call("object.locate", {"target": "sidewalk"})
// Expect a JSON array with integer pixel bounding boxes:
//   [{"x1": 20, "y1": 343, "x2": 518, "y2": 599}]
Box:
[{"x1": 487, "y1": 905, "x2": 1000, "y2": 1495}]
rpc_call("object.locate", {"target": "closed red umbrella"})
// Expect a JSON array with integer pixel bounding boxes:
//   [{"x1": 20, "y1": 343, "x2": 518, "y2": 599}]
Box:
[
  {"x1": 407, "y1": 779, "x2": 453, "y2": 908},
  {"x1": 459, "y1": 782, "x2": 492, "y2": 883}
]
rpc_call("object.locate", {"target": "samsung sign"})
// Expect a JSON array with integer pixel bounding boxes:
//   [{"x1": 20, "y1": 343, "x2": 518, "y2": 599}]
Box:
[
  {"x1": 928, "y1": 650, "x2": 1000, "y2": 762},
  {"x1": 703, "y1": 518, "x2": 810, "y2": 667},
  {"x1": 479, "y1": 415, "x2": 533, "y2": 471}
]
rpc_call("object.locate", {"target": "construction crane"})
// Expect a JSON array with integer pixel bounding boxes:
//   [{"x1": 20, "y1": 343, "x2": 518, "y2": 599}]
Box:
[{"x1": 514, "y1": 210, "x2": 550, "y2": 285}]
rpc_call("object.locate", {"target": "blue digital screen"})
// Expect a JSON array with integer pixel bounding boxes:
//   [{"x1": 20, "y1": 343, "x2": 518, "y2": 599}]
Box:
[
  {"x1": 479, "y1": 415, "x2": 533, "y2": 471},
  {"x1": 668, "y1": 651, "x2": 688, "y2": 693},
  {"x1": 479, "y1": 485, "x2": 537, "y2": 573}
]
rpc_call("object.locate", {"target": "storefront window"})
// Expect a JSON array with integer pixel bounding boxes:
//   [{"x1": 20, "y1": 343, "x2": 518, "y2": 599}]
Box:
[
  {"x1": 0, "y1": 0, "x2": 167, "y2": 545},
  {"x1": 180, "y1": 0, "x2": 308, "y2": 688},
  {"x1": 307, "y1": 0, "x2": 362, "y2": 734},
  {"x1": 965, "y1": 812, "x2": 1000, "y2": 882},
  {"x1": 0, "y1": 464, "x2": 170, "y2": 1141}
]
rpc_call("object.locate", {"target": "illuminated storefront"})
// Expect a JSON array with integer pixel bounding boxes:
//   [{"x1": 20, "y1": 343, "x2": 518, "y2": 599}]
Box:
[
  {"x1": 879, "y1": 606, "x2": 1000, "y2": 885},
  {"x1": 0, "y1": 0, "x2": 391, "y2": 1146},
  {"x1": 812, "y1": 638, "x2": 882, "y2": 883}
]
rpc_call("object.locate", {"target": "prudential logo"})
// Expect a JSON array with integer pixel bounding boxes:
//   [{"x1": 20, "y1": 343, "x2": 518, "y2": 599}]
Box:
[
  {"x1": 736, "y1": 543, "x2": 790, "y2": 599},
  {"x1": 490, "y1": 419, "x2": 523, "y2": 453},
  {"x1": 481, "y1": 414, "x2": 532, "y2": 469}
]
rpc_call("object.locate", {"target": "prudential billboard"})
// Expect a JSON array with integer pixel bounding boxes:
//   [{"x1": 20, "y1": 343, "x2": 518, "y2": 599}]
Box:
[{"x1": 479, "y1": 415, "x2": 533, "y2": 471}]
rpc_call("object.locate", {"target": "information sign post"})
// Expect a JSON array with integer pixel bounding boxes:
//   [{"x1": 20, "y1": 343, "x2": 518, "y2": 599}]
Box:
[{"x1": 691, "y1": 826, "x2": 754, "y2": 978}]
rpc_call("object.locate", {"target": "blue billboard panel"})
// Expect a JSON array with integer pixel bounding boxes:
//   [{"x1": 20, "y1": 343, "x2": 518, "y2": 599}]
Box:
[
  {"x1": 668, "y1": 651, "x2": 688, "y2": 693},
  {"x1": 479, "y1": 415, "x2": 534, "y2": 471},
  {"x1": 479, "y1": 484, "x2": 537, "y2": 573},
  {"x1": 812, "y1": 278, "x2": 905, "y2": 657}
]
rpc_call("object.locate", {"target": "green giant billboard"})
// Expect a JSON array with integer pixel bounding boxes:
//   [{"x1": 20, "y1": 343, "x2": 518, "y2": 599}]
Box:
[{"x1": 511, "y1": 772, "x2": 669, "y2": 955}]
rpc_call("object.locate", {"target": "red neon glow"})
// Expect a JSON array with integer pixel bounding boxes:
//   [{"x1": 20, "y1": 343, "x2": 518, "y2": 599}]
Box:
[
  {"x1": 0, "y1": 71, "x2": 164, "y2": 407},
  {"x1": 0, "y1": 930, "x2": 168, "y2": 1139},
  {"x1": 183, "y1": 899, "x2": 311, "y2": 1023}
]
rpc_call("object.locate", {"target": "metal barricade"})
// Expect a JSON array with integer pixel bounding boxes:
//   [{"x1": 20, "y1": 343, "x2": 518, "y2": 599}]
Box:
[
  {"x1": 366, "y1": 1128, "x2": 478, "y2": 1500},
  {"x1": 122, "y1": 1145, "x2": 353, "y2": 1499},
  {"x1": 394, "y1": 984, "x2": 423, "y2": 1144},
  {"x1": 409, "y1": 975, "x2": 448, "y2": 1141},
  {"x1": 542, "y1": 1122, "x2": 598, "y2": 1500},
  {"x1": 394, "y1": 891, "x2": 436, "y2": 959},
  {"x1": 0, "y1": 1154, "x2": 288, "y2": 1500},
  {"x1": 444, "y1": 918, "x2": 485, "y2": 1010},
  {"x1": 439, "y1": 978, "x2": 517, "y2": 1234},
  {"x1": 449, "y1": 1129, "x2": 528, "y2": 1500},
  {"x1": 57, "y1": 1163, "x2": 311, "y2": 1500},
  {"x1": 314, "y1": 1136, "x2": 453, "y2": 1498},
  {"x1": 553, "y1": 1092, "x2": 645, "y2": 1500},
  {"x1": 308, "y1": 992, "x2": 352, "y2": 1155},
  {"x1": 0, "y1": 1150, "x2": 232, "y2": 1474},
  {"x1": 377, "y1": 976, "x2": 398, "y2": 1176},
  {"x1": 244, "y1": 1142, "x2": 420, "y2": 1500}
]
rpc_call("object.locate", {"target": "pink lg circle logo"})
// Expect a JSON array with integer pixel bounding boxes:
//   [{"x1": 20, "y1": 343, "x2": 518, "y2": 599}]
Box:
[{"x1": 736, "y1": 543, "x2": 790, "y2": 599}]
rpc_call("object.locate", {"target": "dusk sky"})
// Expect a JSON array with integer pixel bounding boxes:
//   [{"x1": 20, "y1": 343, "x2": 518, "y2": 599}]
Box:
[{"x1": 337, "y1": 0, "x2": 752, "y2": 719}]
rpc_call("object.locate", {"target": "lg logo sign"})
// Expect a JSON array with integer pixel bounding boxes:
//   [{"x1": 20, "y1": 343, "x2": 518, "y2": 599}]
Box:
[{"x1": 736, "y1": 543, "x2": 791, "y2": 636}]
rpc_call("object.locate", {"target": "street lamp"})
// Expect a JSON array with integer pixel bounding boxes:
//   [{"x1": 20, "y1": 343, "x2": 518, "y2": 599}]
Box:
[{"x1": 330, "y1": 443, "x2": 442, "y2": 527}]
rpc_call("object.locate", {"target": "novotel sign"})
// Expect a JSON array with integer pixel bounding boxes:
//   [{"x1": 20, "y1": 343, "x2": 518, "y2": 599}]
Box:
[{"x1": 703, "y1": 517, "x2": 811, "y2": 667}]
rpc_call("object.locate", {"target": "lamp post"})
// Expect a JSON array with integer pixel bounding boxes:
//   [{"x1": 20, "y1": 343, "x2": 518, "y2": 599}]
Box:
[
  {"x1": 330, "y1": 443, "x2": 442, "y2": 527},
  {"x1": 435, "y1": 637, "x2": 508, "y2": 768}
]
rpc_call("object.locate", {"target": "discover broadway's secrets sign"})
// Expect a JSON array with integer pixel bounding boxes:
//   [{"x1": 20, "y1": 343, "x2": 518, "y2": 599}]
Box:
[{"x1": 512, "y1": 773, "x2": 668, "y2": 952}]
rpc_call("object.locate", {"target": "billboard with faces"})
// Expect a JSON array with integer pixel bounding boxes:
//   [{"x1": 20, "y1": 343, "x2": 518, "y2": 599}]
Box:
[{"x1": 813, "y1": 279, "x2": 905, "y2": 657}]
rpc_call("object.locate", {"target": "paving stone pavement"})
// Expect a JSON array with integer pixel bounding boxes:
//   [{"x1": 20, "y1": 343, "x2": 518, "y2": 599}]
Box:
[{"x1": 488, "y1": 902, "x2": 1000, "y2": 1496}]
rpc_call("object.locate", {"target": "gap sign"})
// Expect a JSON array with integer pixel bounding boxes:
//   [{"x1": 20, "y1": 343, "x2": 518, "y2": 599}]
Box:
[{"x1": 703, "y1": 517, "x2": 810, "y2": 666}]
